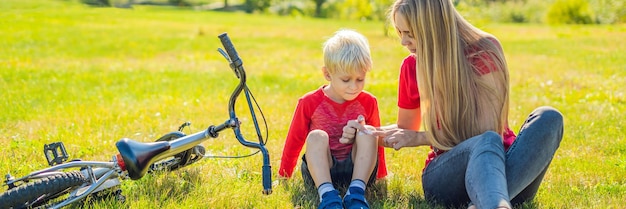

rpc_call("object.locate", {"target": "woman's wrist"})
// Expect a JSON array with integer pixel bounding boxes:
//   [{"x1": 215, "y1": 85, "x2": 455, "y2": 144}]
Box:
[
  {"x1": 378, "y1": 124, "x2": 398, "y2": 131},
  {"x1": 415, "y1": 131, "x2": 430, "y2": 146}
]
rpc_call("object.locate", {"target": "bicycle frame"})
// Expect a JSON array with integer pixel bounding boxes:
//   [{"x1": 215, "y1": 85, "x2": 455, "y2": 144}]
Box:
[
  {"x1": 5, "y1": 159, "x2": 123, "y2": 209},
  {"x1": 1, "y1": 33, "x2": 272, "y2": 209}
]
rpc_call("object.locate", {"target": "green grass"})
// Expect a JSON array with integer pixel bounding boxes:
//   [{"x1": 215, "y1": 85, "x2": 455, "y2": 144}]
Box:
[{"x1": 1, "y1": 0, "x2": 625, "y2": 208}]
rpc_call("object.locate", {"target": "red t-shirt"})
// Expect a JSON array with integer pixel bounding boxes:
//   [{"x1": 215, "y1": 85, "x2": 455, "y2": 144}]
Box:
[
  {"x1": 278, "y1": 86, "x2": 388, "y2": 179},
  {"x1": 397, "y1": 40, "x2": 516, "y2": 169}
]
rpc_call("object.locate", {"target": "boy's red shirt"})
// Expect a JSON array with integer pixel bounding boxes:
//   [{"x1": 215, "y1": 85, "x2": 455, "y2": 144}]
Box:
[{"x1": 278, "y1": 86, "x2": 388, "y2": 179}]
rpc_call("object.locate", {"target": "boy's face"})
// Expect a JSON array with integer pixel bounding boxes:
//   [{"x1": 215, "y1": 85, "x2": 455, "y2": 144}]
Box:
[{"x1": 323, "y1": 67, "x2": 367, "y2": 103}]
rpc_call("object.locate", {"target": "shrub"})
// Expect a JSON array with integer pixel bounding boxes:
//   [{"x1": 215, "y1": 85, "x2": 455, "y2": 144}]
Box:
[
  {"x1": 168, "y1": 0, "x2": 192, "y2": 7},
  {"x1": 81, "y1": 0, "x2": 110, "y2": 7},
  {"x1": 547, "y1": 0, "x2": 594, "y2": 24},
  {"x1": 589, "y1": 0, "x2": 626, "y2": 24},
  {"x1": 246, "y1": 0, "x2": 273, "y2": 13},
  {"x1": 497, "y1": 0, "x2": 552, "y2": 23},
  {"x1": 269, "y1": 0, "x2": 306, "y2": 17}
]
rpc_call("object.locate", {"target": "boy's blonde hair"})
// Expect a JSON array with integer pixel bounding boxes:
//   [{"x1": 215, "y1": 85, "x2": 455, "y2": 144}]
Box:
[{"x1": 323, "y1": 29, "x2": 372, "y2": 75}]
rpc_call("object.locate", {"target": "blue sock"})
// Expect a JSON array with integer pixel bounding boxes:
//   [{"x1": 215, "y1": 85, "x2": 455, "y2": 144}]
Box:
[
  {"x1": 345, "y1": 179, "x2": 366, "y2": 196},
  {"x1": 318, "y1": 182, "x2": 336, "y2": 201}
]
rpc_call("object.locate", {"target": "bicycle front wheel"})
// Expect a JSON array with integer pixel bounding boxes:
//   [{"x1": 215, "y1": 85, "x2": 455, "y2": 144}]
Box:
[{"x1": 0, "y1": 170, "x2": 88, "y2": 209}]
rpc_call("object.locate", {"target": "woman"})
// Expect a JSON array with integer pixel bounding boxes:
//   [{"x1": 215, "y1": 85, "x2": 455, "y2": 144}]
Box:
[{"x1": 341, "y1": 0, "x2": 563, "y2": 208}]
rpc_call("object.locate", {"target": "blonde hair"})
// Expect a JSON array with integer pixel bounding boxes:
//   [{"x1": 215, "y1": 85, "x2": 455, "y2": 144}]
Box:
[
  {"x1": 390, "y1": 0, "x2": 510, "y2": 150},
  {"x1": 323, "y1": 29, "x2": 372, "y2": 75}
]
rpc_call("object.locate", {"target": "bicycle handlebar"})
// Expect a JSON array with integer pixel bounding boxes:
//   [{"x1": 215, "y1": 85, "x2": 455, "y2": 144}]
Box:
[
  {"x1": 218, "y1": 32, "x2": 273, "y2": 195},
  {"x1": 116, "y1": 33, "x2": 272, "y2": 195},
  {"x1": 218, "y1": 33, "x2": 243, "y2": 70}
]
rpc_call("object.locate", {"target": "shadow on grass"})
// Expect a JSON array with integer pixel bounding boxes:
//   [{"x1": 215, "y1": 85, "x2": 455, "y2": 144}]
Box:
[
  {"x1": 282, "y1": 177, "x2": 435, "y2": 209},
  {"x1": 282, "y1": 176, "x2": 540, "y2": 209},
  {"x1": 514, "y1": 200, "x2": 540, "y2": 209},
  {"x1": 94, "y1": 168, "x2": 203, "y2": 207}
]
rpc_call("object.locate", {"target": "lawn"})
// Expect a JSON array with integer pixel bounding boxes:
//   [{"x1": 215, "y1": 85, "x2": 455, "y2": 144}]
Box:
[{"x1": 1, "y1": 0, "x2": 625, "y2": 208}]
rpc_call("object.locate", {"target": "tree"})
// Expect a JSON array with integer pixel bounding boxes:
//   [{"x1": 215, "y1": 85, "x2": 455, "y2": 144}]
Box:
[{"x1": 313, "y1": 0, "x2": 326, "y2": 17}]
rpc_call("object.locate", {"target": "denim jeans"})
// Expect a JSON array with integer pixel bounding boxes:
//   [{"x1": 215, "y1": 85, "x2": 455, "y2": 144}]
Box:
[{"x1": 421, "y1": 106, "x2": 564, "y2": 208}]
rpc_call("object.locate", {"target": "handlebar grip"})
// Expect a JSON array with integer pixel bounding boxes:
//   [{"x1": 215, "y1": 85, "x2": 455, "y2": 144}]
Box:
[
  {"x1": 262, "y1": 164, "x2": 273, "y2": 195},
  {"x1": 218, "y1": 33, "x2": 242, "y2": 67}
]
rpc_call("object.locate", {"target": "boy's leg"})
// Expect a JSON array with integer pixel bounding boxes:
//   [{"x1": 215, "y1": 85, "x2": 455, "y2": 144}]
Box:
[
  {"x1": 304, "y1": 130, "x2": 342, "y2": 209},
  {"x1": 350, "y1": 126, "x2": 378, "y2": 183},
  {"x1": 343, "y1": 126, "x2": 378, "y2": 209},
  {"x1": 305, "y1": 130, "x2": 334, "y2": 188}
]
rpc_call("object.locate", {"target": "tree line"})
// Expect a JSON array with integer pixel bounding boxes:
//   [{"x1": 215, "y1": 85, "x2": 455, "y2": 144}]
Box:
[{"x1": 81, "y1": 0, "x2": 625, "y2": 24}]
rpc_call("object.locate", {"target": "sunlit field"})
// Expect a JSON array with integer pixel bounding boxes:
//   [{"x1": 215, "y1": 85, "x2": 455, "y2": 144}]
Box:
[{"x1": 1, "y1": 0, "x2": 624, "y2": 208}]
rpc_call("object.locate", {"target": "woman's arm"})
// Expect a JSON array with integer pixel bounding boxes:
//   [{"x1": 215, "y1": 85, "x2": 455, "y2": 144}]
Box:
[
  {"x1": 375, "y1": 107, "x2": 430, "y2": 149},
  {"x1": 378, "y1": 107, "x2": 420, "y2": 131},
  {"x1": 397, "y1": 107, "x2": 421, "y2": 130}
]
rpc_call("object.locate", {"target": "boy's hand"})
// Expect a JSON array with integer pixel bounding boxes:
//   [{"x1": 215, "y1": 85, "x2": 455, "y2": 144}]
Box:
[{"x1": 340, "y1": 115, "x2": 371, "y2": 144}]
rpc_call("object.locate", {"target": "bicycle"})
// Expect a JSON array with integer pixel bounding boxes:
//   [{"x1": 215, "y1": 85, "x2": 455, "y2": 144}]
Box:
[{"x1": 0, "y1": 33, "x2": 273, "y2": 209}]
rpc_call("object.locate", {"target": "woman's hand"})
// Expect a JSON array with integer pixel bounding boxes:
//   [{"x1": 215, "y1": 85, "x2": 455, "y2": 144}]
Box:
[{"x1": 372, "y1": 128, "x2": 427, "y2": 150}]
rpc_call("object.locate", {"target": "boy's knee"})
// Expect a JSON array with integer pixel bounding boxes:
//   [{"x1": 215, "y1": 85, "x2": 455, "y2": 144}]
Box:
[
  {"x1": 306, "y1": 130, "x2": 330, "y2": 146},
  {"x1": 307, "y1": 129, "x2": 329, "y2": 140},
  {"x1": 364, "y1": 125, "x2": 376, "y2": 132},
  {"x1": 355, "y1": 126, "x2": 377, "y2": 146}
]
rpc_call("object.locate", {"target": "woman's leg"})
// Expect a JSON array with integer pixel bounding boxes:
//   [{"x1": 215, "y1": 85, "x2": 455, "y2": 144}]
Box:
[
  {"x1": 505, "y1": 106, "x2": 563, "y2": 203},
  {"x1": 510, "y1": 167, "x2": 547, "y2": 205},
  {"x1": 422, "y1": 131, "x2": 511, "y2": 208}
]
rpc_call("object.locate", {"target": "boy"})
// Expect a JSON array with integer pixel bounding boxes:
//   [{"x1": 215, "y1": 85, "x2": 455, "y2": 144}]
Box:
[{"x1": 278, "y1": 29, "x2": 387, "y2": 209}]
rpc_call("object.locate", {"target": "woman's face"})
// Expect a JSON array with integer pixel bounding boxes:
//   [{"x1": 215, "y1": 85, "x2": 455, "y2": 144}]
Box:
[{"x1": 394, "y1": 12, "x2": 417, "y2": 54}]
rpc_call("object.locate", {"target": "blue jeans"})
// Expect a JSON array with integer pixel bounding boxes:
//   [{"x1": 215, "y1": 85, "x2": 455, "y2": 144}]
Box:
[{"x1": 422, "y1": 106, "x2": 564, "y2": 208}]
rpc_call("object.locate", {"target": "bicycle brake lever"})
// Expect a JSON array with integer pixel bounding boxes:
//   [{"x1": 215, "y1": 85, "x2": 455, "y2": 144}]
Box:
[
  {"x1": 217, "y1": 48, "x2": 239, "y2": 78},
  {"x1": 218, "y1": 48, "x2": 230, "y2": 62}
]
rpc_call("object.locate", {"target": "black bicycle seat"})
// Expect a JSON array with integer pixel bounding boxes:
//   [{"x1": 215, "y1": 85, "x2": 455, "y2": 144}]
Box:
[{"x1": 116, "y1": 138, "x2": 170, "y2": 180}]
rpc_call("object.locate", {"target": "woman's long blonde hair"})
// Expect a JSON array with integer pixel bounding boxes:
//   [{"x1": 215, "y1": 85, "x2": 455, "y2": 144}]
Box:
[{"x1": 390, "y1": 0, "x2": 510, "y2": 150}]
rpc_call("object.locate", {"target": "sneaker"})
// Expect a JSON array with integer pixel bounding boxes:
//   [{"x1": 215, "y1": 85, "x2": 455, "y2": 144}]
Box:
[
  {"x1": 343, "y1": 187, "x2": 369, "y2": 209},
  {"x1": 319, "y1": 190, "x2": 343, "y2": 209}
]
